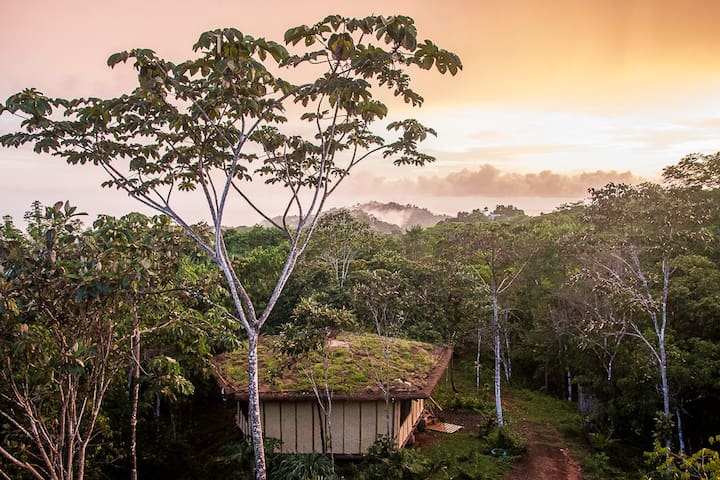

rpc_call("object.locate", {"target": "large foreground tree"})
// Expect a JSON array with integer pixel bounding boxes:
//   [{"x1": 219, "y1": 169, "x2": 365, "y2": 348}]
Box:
[{"x1": 0, "y1": 15, "x2": 461, "y2": 479}]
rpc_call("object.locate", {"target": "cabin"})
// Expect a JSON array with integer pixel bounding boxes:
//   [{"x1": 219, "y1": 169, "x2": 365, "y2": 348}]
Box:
[{"x1": 213, "y1": 332, "x2": 452, "y2": 456}]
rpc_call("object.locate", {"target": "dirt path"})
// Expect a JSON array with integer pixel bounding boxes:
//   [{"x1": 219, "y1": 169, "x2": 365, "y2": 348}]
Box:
[{"x1": 503, "y1": 395, "x2": 582, "y2": 480}]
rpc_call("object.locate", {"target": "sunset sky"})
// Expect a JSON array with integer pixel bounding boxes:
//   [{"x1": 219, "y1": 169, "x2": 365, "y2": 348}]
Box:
[{"x1": 2, "y1": 0, "x2": 719, "y2": 225}]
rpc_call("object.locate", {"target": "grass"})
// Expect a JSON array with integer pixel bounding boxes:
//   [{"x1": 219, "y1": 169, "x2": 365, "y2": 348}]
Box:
[
  {"x1": 507, "y1": 386, "x2": 642, "y2": 480},
  {"x1": 217, "y1": 332, "x2": 444, "y2": 396},
  {"x1": 421, "y1": 354, "x2": 638, "y2": 480},
  {"x1": 410, "y1": 355, "x2": 518, "y2": 479},
  {"x1": 422, "y1": 432, "x2": 516, "y2": 479},
  {"x1": 511, "y1": 388, "x2": 584, "y2": 443}
]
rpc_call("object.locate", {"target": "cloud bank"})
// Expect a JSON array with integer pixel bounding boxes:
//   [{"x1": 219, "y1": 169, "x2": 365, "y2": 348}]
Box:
[{"x1": 346, "y1": 164, "x2": 642, "y2": 198}]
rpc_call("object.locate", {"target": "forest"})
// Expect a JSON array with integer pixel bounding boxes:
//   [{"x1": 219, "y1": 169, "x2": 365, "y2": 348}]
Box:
[
  {"x1": 2, "y1": 153, "x2": 720, "y2": 479},
  {"x1": 1, "y1": 14, "x2": 720, "y2": 480}
]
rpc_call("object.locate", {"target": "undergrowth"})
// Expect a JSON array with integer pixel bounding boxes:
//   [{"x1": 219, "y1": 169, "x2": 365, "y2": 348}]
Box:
[{"x1": 509, "y1": 387, "x2": 640, "y2": 480}]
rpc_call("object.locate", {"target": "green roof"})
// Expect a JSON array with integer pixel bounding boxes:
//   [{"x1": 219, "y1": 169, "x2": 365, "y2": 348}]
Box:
[{"x1": 214, "y1": 332, "x2": 452, "y2": 401}]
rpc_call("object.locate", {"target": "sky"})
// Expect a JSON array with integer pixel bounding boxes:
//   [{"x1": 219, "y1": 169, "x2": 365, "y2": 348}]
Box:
[{"x1": 2, "y1": 0, "x2": 720, "y2": 225}]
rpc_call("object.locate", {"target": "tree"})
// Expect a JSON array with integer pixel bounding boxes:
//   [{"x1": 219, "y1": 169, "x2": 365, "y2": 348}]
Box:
[
  {"x1": 583, "y1": 182, "x2": 714, "y2": 450},
  {"x1": 91, "y1": 212, "x2": 213, "y2": 480},
  {"x1": 277, "y1": 297, "x2": 357, "y2": 474},
  {"x1": 0, "y1": 203, "x2": 122, "y2": 480},
  {"x1": 305, "y1": 209, "x2": 376, "y2": 290},
  {"x1": 353, "y1": 269, "x2": 408, "y2": 435},
  {"x1": 663, "y1": 151, "x2": 720, "y2": 189},
  {"x1": 644, "y1": 435, "x2": 720, "y2": 480},
  {"x1": 490, "y1": 205, "x2": 526, "y2": 221},
  {"x1": 0, "y1": 15, "x2": 461, "y2": 479},
  {"x1": 445, "y1": 221, "x2": 534, "y2": 427}
]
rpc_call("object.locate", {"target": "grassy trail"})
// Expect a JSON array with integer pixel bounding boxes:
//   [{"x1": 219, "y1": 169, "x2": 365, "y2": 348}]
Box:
[{"x1": 503, "y1": 388, "x2": 582, "y2": 480}]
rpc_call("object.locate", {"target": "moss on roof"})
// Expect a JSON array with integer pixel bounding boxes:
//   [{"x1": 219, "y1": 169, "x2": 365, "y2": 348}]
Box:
[{"x1": 214, "y1": 332, "x2": 452, "y2": 400}]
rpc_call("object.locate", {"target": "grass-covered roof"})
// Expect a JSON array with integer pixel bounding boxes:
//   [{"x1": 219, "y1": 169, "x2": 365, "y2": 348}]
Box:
[{"x1": 214, "y1": 332, "x2": 452, "y2": 401}]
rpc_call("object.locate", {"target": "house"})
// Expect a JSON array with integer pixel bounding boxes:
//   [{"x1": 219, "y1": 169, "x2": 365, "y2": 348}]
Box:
[{"x1": 213, "y1": 332, "x2": 452, "y2": 455}]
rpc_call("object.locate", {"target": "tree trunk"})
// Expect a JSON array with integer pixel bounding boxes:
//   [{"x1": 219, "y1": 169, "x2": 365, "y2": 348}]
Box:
[
  {"x1": 247, "y1": 333, "x2": 267, "y2": 480},
  {"x1": 476, "y1": 326, "x2": 482, "y2": 394},
  {"x1": 325, "y1": 393, "x2": 334, "y2": 472},
  {"x1": 676, "y1": 409, "x2": 685, "y2": 454},
  {"x1": 502, "y1": 329, "x2": 512, "y2": 383},
  {"x1": 566, "y1": 369, "x2": 573, "y2": 402},
  {"x1": 659, "y1": 261, "x2": 672, "y2": 451},
  {"x1": 659, "y1": 332, "x2": 671, "y2": 451},
  {"x1": 565, "y1": 344, "x2": 572, "y2": 402},
  {"x1": 384, "y1": 343, "x2": 392, "y2": 436},
  {"x1": 492, "y1": 291, "x2": 504, "y2": 427},
  {"x1": 130, "y1": 303, "x2": 140, "y2": 480}
]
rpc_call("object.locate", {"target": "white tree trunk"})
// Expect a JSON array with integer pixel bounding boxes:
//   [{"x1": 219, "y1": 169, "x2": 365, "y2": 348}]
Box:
[
  {"x1": 567, "y1": 369, "x2": 573, "y2": 402},
  {"x1": 476, "y1": 326, "x2": 482, "y2": 394},
  {"x1": 502, "y1": 329, "x2": 512, "y2": 382},
  {"x1": 564, "y1": 343, "x2": 572, "y2": 402},
  {"x1": 492, "y1": 291, "x2": 504, "y2": 427},
  {"x1": 247, "y1": 333, "x2": 267, "y2": 480},
  {"x1": 130, "y1": 303, "x2": 140, "y2": 480},
  {"x1": 676, "y1": 409, "x2": 685, "y2": 454},
  {"x1": 659, "y1": 260, "x2": 672, "y2": 451},
  {"x1": 659, "y1": 330, "x2": 671, "y2": 451}
]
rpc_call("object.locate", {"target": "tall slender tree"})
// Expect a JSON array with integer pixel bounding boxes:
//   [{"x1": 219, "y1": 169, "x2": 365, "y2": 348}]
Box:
[
  {"x1": 446, "y1": 221, "x2": 534, "y2": 427},
  {"x1": 583, "y1": 182, "x2": 714, "y2": 450},
  {"x1": 0, "y1": 15, "x2": 461, "y2": 479}
]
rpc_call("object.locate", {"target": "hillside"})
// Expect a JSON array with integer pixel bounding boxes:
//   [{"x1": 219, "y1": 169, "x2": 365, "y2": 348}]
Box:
[
  {"x1": 348, "y1": 201, "x2": 449, "y2": 229},
  {"x1": 261, "y1": 201, "x2": 449, "y2": 233}
]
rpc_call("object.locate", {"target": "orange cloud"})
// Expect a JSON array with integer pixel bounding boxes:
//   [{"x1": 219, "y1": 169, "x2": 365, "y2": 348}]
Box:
[{"x1": 344, "y1": 165, "x2": 641, "y2": 198}]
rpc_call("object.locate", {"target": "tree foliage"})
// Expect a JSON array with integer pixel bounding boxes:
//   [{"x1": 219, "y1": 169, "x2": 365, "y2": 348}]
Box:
[
  {"x1": 0, "y1": 203, "x2": 121, "y2": 480},
  {"x1": 0, "y1": 14, "x2": 461, "y2": 479}
]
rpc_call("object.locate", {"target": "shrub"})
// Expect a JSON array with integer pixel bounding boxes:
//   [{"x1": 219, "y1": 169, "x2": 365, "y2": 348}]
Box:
[
  {"x1": 482, "y1": 427, "x2": 526, "y2": 456},
  {"x1": 269, "y1": 453, "x2": 335, "y2": 480},
  {"x1": 432, "y1": 391, "x2": 490, "y2": 413},
  {"x1": 644, "y1": 436, "x2": 720, "y2": 480},
  {"x1": 357, "y1": 435, "x2": 428, "y2": 480}
]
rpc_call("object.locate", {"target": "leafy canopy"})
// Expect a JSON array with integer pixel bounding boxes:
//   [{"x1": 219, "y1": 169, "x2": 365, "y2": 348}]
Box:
[{"x1": 0, "y1": 15, "x2": 461, "y2": 239}]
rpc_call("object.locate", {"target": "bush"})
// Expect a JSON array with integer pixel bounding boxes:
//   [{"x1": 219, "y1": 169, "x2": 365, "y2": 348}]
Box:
[
  {"x1": 582, "y1": 452, "x2": 625, "y2": 480},
  {"x1": 644, "y1": 436, "x2": 720, "y2": 480},
  {"x1": 482, "y1": 427, "x2": 526, "y2": 456},
  {"x1": 269, "y1": 453, "x2": 336, "y2": 480},
  {"x1": 432, "y1": 391, "x2": 490, "y2": 413},
  {"x1": 356, "y1": 435, "x2": 428, "y2": 480}
]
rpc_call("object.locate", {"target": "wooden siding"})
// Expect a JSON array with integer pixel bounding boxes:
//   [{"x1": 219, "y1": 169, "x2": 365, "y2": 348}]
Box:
[
  {"x1": 295, "y1": 402, "x2": 315, "y2": 453},
  {"x1": 236, "y1": 399, "x2": 421, "y2": 455},
  {"x1": 235, "y1": 402, "x2": 249, "y2": 434},
  {"x1": 359, "y1": 401, "x2": 379, "y2": 452},
  {"x1": 343, "y1": 401, "x2": 361, "y2": 454},
  {"x1": 280, "y1": 401, "x2": 297, "y2": 453},
  {"x1": 396, "y1": 399, "x2": 425, "y2": 448},
  {"x1": 262, "y1": 402, "x2": 282, "y2": 441}
]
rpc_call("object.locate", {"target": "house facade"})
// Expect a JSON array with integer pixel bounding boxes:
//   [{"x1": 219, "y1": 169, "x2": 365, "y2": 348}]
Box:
[
  {"x1": 214, "y1": 333, "x2": 452, "y2": 455},
  {"x1": 232, "y1": 397, "x2": 425, "y2": 454}
]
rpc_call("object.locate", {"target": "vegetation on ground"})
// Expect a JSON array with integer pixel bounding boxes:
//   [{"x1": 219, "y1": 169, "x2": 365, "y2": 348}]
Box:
[
  {"x1": 2, "y1": 62, "x2": 720, "y2": 478},
  {"x1": 217, "y1": 332, "x2": 445, "y2": 396}
]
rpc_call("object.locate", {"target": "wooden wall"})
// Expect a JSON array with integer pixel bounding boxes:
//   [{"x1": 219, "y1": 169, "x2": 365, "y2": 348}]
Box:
[
  {"x1": 235, "y1": 398, "x2": 426, "y2": 455},
  {"x1": 396, "y1": 398, "x2": 425, "y2": 448}
]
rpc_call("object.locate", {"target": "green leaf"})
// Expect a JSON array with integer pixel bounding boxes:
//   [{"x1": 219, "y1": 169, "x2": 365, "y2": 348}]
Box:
[
  {"x1": 129, "y1": 157, "x2": 146, "y2": 171},
  {"x1": 107, "y1": 51, "x2": 129, "y2": 67},
  {"x1": 402, "y1": 30, "x2": 417, "y2": 51},
  {"x1": 328, "y1": 33, "x2": 355, "y2": 61}
]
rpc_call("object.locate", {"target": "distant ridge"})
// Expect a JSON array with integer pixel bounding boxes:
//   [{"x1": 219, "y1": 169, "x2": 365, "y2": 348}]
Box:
[
  {"x1": 260, "y1": 202, "x2": 449, "y2": 233},
  {"x1": 347, "y1": 201, "x2": 449, "y2": 230}
]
